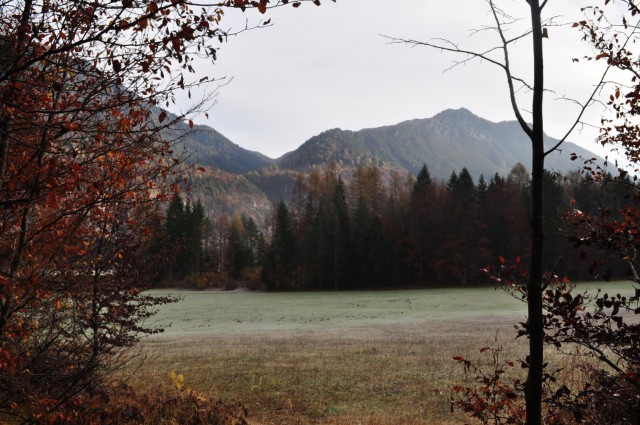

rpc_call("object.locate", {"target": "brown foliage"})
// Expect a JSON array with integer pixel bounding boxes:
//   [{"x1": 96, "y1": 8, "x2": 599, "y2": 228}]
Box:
[
  {"x1": 7, "y1": 379, "x2": 249, "y2": 425},
  {"x1": 0, "y1": 0, "x2": 331, "y2": 419}
]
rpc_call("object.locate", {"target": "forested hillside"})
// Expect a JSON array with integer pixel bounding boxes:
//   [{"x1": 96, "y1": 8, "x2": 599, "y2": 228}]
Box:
[{"x1": 188, "y1": 167, "x2": 273, "y2": 225}]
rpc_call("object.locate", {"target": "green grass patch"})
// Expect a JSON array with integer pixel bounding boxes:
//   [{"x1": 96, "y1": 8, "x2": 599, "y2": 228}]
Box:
[
  {"x1": 132, "y1": 281, "x2": 636, "y2": 424},
  {"x1": 146, "y1": 286, "x2": 531, "y2": 337}
]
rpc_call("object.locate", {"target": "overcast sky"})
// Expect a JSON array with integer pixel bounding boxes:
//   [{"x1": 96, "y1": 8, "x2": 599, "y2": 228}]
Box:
[{"x1": 173, "y1": 0, "x2": 623, "y2": 161}]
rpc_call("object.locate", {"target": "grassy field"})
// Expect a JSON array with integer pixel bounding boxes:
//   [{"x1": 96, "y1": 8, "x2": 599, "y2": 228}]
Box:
[{"x1": 129, "y1": 282, "x2": 634, "y2": 424}]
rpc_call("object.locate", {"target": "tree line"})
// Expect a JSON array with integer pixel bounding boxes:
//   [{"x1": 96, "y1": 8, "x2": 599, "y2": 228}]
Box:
[{"x1": 162, "y1": 161, "x2": 635, "y2": 290}]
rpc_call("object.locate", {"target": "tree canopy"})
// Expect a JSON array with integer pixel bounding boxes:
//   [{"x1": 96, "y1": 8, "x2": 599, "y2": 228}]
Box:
[{"x1": 0, "y1": 0, "x2": 332, "y2": 420}]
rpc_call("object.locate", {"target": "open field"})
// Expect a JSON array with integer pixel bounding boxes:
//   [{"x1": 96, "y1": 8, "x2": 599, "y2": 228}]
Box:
[{"x1": 130, "y1": 282, "x2": 635, "y2": 424}]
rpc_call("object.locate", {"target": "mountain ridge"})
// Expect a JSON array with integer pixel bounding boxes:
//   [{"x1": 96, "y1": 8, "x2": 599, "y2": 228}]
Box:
[
  {"x1": 177, "y1": 108, "x2": 605, "y2": 217},
  {"x1": 274, "y1": 107, "x2": 600, "y2": 180}
]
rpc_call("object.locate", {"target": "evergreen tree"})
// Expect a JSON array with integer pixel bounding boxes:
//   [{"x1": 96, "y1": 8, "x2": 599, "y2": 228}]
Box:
[
  {"x1": 477, "y1": 174, "x2": 488, "y2": 205},
  {"x1": 333, "y1": 178, "x2": 351, "y2": 289},
  {"x1": 413, "y1": 164, "x2": 433, "y2": 196},
  {"x1": 164, "y1": 195, "x2": 187, "y2": 279},
  {"x1": 351, "y1": 197, "x2": 371, "y2": 289},
  {"x1": 406, "y1": 163, "x2": 435, "y2": 285},
  {"x1": 188, "y1": 200, "x2": 206, "y2": 275},
  {"x1": 162, "y1": 195, "x2": 207, "y2": 280},
  {"x1": 542, "y1": 170, "x2": 570, "y2": 274},
  {"x1": 483, "y1": 171, "x2": 530, "y2": 267},
  {"x1": 438, "y1": 168, "x2": 490, "y2": 285},
  {"x1": 263, "y1": 201, "x2": 297, "y2": 290}
]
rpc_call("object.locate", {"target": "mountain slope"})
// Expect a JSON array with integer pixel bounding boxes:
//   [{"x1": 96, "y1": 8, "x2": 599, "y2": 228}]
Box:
[
  {"x1": 173, "y1": 121, "x2": 275, "y2": 174},
  {"x1": 276, "y1": 108, "x2": 601, "y2": 180},
  {"x1": 188, "y1": 168, "x2": 273, "y2": 223}
]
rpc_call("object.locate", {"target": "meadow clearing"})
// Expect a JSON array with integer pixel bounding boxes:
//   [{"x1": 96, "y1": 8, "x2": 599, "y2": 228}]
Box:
[{"x1": 129, "y1": 282, "x2": 634, "y2": 424}]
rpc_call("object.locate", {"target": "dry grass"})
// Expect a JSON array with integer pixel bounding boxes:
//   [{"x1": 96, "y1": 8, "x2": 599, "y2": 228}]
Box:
[
  {"x1": 127, "y1": 284, "x2": 635, "y2": 424},
  {"x1": 128, "y1": 315, "x2": 529, "y2": 424}
]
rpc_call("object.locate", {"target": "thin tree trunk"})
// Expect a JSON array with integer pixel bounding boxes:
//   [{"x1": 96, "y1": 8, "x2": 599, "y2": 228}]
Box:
[{"x1": 526, "y1": 1, "x2": 545, "y2": 424}]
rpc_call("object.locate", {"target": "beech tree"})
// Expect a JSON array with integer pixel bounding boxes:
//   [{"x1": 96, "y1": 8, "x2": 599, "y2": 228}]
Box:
[
  {"x1": 547, "y1": 3, "x2": 640, "y2": 420},
  {"x1": 0, "y1": 0, "x2": 333, "y2": 420}
]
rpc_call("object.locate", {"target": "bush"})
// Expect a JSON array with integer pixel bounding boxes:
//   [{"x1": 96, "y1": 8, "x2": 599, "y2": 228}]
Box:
[{"x1": 12, "y1": 377, "x2": 249, "y2": 425}]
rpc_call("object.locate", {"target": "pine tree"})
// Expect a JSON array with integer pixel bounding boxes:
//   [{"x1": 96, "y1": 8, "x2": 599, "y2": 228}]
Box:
[
  {"x1": 333, "y1": 178, "x2": 351, "y2": 290},
  {"x1": 263, "y1": 201, "x2": 297, "y2": 290}
]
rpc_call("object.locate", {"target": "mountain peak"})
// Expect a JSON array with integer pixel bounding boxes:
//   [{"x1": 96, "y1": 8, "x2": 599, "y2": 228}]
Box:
[{"x1": 432, "y1": 107, "x2": 486, "y2": 122}]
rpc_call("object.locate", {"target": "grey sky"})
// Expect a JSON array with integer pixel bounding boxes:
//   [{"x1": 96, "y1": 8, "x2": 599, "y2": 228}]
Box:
[{"x1": 175, "y1": 1, "x2": 620, "y2": 161}]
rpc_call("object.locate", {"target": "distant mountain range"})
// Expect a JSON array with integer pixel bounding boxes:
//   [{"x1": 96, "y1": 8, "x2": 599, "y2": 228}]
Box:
[{"x1": 176, "y1": 108, "x2": 604, "y2": 220}]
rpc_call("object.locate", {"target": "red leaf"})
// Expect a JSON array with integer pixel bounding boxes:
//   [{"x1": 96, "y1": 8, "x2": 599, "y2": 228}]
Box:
[
  {"x1": 499, "y1": 256, "x2": 506, "y2": 264},
  {"x1": 158, "y1": 111, "x2": 167, "y2": 123},
  {"x1": 188, "y1": 119, "x2": 194, "y2": 129},
  {"x1": 171, "y1": 37, "x2": 181, "y2": 53}
]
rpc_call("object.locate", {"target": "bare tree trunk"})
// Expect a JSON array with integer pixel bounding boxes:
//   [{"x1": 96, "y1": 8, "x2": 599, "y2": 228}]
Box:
[{"x1": 526, "y1": 2, "x2": 544, "y2": 424}]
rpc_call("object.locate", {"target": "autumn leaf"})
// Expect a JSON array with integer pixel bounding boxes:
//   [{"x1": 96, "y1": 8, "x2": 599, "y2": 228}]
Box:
[{"x1": 171, "y1": 37, "x2": 181, "y2": 53}]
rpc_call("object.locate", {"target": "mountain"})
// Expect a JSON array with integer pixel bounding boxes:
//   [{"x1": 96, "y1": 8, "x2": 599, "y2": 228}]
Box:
[
  {"x1": 173, "y1": 120, "x2": 275, "y2": 174},
  {"x1": 178, "y1": 108, "x2": 606, "y2": 218},
  {"x1": 276, "y1": 108, "x2": 601, "y2": 181}
]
